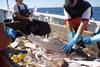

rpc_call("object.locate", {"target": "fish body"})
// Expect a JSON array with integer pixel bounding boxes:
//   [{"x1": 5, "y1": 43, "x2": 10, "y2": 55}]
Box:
[{"x1": 28, "y1": 34, "x2": 65, "y2": 53}]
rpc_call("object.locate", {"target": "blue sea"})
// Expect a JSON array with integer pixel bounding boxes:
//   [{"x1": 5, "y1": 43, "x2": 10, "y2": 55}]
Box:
[{"x1": 37, "y1": 7, "x2": 100, "y2": 21}]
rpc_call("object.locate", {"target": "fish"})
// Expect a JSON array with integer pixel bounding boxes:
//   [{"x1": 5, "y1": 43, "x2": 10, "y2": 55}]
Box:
[
  {"x1": 27, "y1": 34, "x2": 66, "y2": 53},
  {"x1": 27, "y1": 34, "x2": 92, "y2": 60}
]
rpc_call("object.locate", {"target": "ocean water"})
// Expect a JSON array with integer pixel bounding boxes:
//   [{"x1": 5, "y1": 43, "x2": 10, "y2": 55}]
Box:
[{"x1": 37, "y1": 7, "x2": 100, "y2": 21}]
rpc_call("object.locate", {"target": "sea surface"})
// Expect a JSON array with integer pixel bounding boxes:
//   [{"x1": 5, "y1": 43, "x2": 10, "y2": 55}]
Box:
[{"x1": 37, "y1": 7, "x2": 100, "y2": 21}]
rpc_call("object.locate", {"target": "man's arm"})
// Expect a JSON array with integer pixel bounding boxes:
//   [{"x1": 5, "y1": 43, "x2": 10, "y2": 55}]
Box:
[
  {"x1": 63, "y1": 20, "x2": 88, "y2": 52},
  {"x1": 13, "y1": 4, "x2": 32, "y2": 22},
  {"x1": 14, "y1": 12, "x2": 31, "y2": 21},
  {"x1": 74, "y1": 7, "x2": 92, "y2": 40},
  {"x1": 83, "y1": 26, "x2": 100, "y2": 45},
  {"x1": 73, "y1": 20, "x2": 88, "y2": 41},
  {"x1": 83, "y1": 33, "x2": 100, "y2": 45},
  {"x1": 74, "y1": 6, "x2": 92, "y2": 42},
  {"x1": 63, "y1": 8, "x2": 75, "y2": 40}
]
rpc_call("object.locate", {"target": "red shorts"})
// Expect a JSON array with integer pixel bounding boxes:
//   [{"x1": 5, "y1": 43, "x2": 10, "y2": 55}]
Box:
[
  {"x1": 70, "y1": 18, "x2": 81, "y2": 28},
  {"x1": 64, "y1": 18, "x2": 88, "y2": 30}
]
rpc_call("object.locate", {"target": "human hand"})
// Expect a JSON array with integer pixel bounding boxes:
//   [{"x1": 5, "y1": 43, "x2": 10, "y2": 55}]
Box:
[
  {"x1": 83, "y1": 37, "x2": 93, "y2": 45},
  {"x1": 68, "y1": 32, "x2": 75, "y2": 40},
  {"x1": 6, "y1": 27, "x2": 17, "y2": 41},
  {"x1": 27, "y1": 17, "x2": 32, "y2": 22},
  {"x1": 63, "y1": 39, "x2": 75, "y2": 53}
]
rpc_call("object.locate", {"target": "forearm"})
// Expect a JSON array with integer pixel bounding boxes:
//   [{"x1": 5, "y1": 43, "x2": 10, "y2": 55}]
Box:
[
  {"x1": 14, "y1": 12, "x2": 31, "y2": 21},
  {"x1": 73, "y1": 23, "x2": 83, "y2": 40},
  {"x1": 67, "y1": 21, "x2": 73, "y2": 32},
  {"x1": 17, "y1": 15, "x2": 30, "y2": 20},
  {"x1": 67, "y1": 21, "x2": 75, "y2": 39},
  {"x1": 83, "y1": 33, "x2": 100, "y2": 45},
  {"x1": 73, "y1": 21, "x2": 88, "y2": 41}
]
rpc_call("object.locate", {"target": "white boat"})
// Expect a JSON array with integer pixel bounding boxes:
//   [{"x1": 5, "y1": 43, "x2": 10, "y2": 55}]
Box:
[{"x1": 1, "y1": 9, "x2": 100, "y2": 67}]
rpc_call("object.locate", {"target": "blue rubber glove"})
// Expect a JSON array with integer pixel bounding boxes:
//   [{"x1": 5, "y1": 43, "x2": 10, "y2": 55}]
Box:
[
  {"x1": 83, "y1": 37, "x2": 93, "y2": 45},
  {"x1": 92, "y1": 34, "x2": 100, "y2": 43},
  {"x1": 63, "y1": 39, "x2": 75, "y2": 52},
  {"x1": 69, "y1": 32, "x2": 82, "y2": 42},
  {"x1": 83, "y1": 33, "x2": 100, "y2": 45},
  {"x1": 6, "y1": 27, "x2": 17, "y2": 41},
  {"x1": 68, "y1": 32, "x2": 75, "y2": 40},
  {"x1": 76, "y1": 35, "x2": 83, "y2": 42},
  {"x1": 83, "y1": 34, "x2": 100, "y2": 45}
]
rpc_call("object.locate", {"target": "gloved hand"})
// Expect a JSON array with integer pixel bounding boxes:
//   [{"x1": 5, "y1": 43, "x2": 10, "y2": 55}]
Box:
[
  {"x1": 69, "y1": 32, "x2": 82, "y2": 41},
  {"x1": 6, "y1": 27, "x2": 17, "y2": 41},
  {"x1": 63, "y1": 39, "x2": 75, "y2": 53},
  {"x1": 83, "y1": 34, "x2": 100, "y2": 45},
  {"x1": 68, "y1": 32, "x2": 75, "y2": 40},
  {"x1": 76, "y1": 35, "x2": 83, "y2": 42},
  {"x1": 83, "y1": 37, "x2": 93, "y2": 45}
]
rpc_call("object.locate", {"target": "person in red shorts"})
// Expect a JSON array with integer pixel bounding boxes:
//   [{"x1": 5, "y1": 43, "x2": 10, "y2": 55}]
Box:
[{"x1": 63, "y1": 0, "x2": 92, "y2": 52}]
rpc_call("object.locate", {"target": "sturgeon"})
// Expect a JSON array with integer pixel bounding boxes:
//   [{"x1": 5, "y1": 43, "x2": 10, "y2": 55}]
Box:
[
  {"x1": 27, "y1": 34, "x2": 66, "y2": 53},
  {"x1": 27, "y1": 34, "x2": 92, "y2": 60}
]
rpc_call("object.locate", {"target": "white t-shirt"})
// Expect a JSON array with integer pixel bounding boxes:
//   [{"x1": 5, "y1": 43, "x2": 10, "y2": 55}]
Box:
[
  {"x1": 13, "y1": 3, "x2": 28, "y2": 13},
  {"x1": 64, "y1": 7, "x2": 92, "y2": 20}
]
